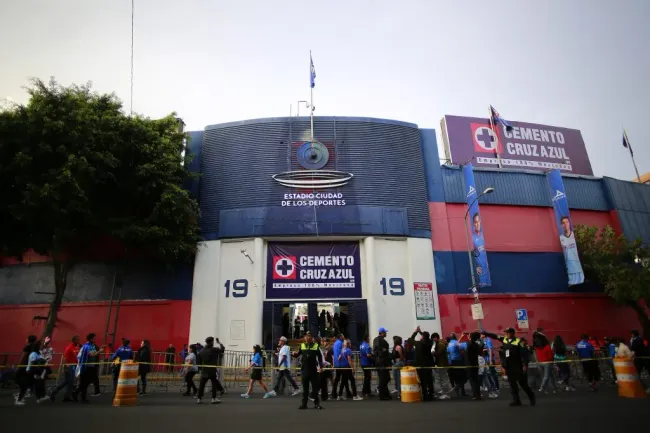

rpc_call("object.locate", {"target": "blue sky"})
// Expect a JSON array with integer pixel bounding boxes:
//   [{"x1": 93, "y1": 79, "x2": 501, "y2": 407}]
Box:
[{"x1": 1, "y1": 0, "x2": 648, "y2": 180}]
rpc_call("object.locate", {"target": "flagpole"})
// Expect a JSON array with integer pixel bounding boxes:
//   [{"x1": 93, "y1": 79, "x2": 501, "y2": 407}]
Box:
[
  {"x1": 310, "y1": 51, "x2": 314, "y2": 151},
  {"x1": 488, "y1": 106, "x2": 503, "y2": 169},
  {"x1": 625, "y1": 129, "x2": 641, "y2": 182}
]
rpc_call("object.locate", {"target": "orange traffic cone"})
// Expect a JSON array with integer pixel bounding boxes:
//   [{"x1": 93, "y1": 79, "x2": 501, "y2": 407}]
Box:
[
  {"x1": 113, "y1": 361, "x2": 139, "y2": 406},
  {"x1": 613, "y1": 357, "x2": 646, "y2": 399}
]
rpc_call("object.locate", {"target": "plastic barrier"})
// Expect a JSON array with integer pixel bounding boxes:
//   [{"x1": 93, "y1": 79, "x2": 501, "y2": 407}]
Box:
[
  {"x1": 613, "y1": 357, "x2": 646, "y2": 399},
  {"x1": 113, "y1": 361, "x2": 139, "y2": 407},
  {"x1": 400, "y1": 367, "x2": 421, "y2": 403}
]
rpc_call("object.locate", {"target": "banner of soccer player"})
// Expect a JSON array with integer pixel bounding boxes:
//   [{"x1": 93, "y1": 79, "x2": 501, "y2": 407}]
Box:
[
  {"x1": 462, "y1": 163, "x2": 491, "y2": 288},
  {"x1": 546, "y1": 169, "x2": 585, "y2": 286}
]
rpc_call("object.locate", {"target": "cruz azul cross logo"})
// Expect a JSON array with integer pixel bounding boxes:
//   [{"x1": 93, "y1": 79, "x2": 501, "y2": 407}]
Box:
[
  {"x1": 273, "y1": 256, "x2": 297, "y2": 280},
  {"x1": 470, "y1": 123, "x2": 500, "y2": 154}
]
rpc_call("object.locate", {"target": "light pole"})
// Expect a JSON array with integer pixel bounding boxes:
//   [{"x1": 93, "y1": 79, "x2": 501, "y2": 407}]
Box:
[{"x1": 464, "y1": 187, "x2": 495, "y2": 330}]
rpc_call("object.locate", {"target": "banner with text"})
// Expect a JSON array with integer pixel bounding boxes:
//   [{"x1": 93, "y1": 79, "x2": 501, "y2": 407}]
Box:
[
  {"x1": 442, "y1": 115, "x2": 594, "y2": 175},
  {"x1": 546, "y1": 169, "x2": 585, "y2": 286},
  {"x1": 463, "y1": 163, "x2": 491, "y2": 288},
  {"x1": 266, "y1": 242, "x2": 362, "y2": 299}
]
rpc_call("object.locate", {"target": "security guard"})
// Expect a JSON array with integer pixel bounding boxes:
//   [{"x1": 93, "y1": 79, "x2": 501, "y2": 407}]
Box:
[
  {"x1": 372, "y1": 327, "x2": 392, "y2": 400},
  {"x1": 485, "y1": 328, "x2": 536, "y2": 407},
  {"x1": 292, "y1": 332, "x2": 324, "y2": 410}
]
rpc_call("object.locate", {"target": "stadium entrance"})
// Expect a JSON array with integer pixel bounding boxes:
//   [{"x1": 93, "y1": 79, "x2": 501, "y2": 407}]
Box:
[{"x1": 262, "y1": 300, "x2": 368, "y2": 349}]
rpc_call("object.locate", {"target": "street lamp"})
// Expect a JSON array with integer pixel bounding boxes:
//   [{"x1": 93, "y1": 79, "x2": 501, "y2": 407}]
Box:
[{"x1": 464, "y1": 187, "x2": 495, "y2": 330}]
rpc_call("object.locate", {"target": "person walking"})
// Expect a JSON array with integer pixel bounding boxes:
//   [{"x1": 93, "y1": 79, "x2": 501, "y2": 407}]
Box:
[
  {"x1": 182, "y1": 344, "x2": 199, "y2": 397},
  {"x1": 73, "y1": 333, "x2": 101, "y2": 403},
  {"x1": 533, "y1": 332, "x2": 557, "y2": 394},
  {"x1": 359, "y1": 335, "x2": 374, "y2": 398},
  {"x1": 484, "y1": 328, "x2": 536, "y2": 407},
  {"x1": 269, "y1": 337, "x2": 300, "y2": 397},
  {"x1": 552, "y1": 335, "x2": 575, "y2": 392},
  {"x1": 49, "y1": 335, "x2": 79, "y2": 403},
  {"x1": 292, "y1": 332, "x2": 324, "y2": 410},
  {"x1": 196, "y1": 337, "x2": 225, "y2": 404},
  {"x1": 576, "y1": 334, "x2": 600, "y2": 391},
  {"x1": 373, "y1": 327, "x2": 392, "y2": 400}
]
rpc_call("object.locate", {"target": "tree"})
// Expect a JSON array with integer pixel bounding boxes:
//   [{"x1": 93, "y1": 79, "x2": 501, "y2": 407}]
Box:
[
  {"x1": 574, "y1": 224, "x2": 650, "y2": 337},
  {"x1": 0, "y1": 78, "x2": 201, "y2": 339}
]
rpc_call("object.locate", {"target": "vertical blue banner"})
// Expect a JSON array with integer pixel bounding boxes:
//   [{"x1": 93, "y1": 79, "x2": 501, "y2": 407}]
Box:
[
  {"x1": 546, "y1": 169, "x2": 585, "y2": 286},
  {"x1": 463, "y1": 163, "x2": 491, "y2": 287}
]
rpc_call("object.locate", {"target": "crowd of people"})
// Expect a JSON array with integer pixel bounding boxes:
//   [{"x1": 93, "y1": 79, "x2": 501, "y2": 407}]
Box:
[{"x1": 9, "y1": 326, "x2": 649, "y2": 409}]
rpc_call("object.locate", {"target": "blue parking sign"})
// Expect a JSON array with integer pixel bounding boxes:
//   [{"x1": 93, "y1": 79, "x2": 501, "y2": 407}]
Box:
[{"x1": 515, "y1": 309, "x2": 528, "y2": 321}]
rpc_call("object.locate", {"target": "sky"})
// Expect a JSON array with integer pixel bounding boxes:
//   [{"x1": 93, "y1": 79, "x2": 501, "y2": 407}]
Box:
[{"x1": 1, "y1": 0, "x2": 648, "y2": 180}]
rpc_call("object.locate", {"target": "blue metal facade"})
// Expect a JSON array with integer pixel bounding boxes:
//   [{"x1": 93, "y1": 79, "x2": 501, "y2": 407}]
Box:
[
  {"x1": 434, "y1": 251, "x2": 600, "y2": 295},
  {"x1": 198, "y1": 117, "x2": 431, "y2": 240},
  {"x1": 603, "y1": 177, "x2": 650, "y2": 243}
]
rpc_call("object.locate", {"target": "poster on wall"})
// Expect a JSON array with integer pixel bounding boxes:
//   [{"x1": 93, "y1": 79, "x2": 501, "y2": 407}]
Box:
[
  {"x1": 463, "y1": 163, "x2": 492, "y2": 287},
  {"x1": 266, "y1": 242, "x2": 362, "y2": 299},
  {"x1": 546, "y1": 169, "x2": 585, "y2": 286},
  {"x1": 414, "y1": 282, "x2": 436, "y2": 320}
]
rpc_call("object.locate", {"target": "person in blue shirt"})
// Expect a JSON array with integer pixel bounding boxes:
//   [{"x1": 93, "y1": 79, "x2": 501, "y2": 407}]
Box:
[
  {"x1": 480, "y1": 331, "x2": 500, "y2": 396},
  {"x1": 447, "y1": 333, "x2": 468, "y2": 396},
  {"x1": 576, "y1": 334, "x2": 600, "y2": 391},
  {"x1": 242, "y1": 344, "x2": 272, "y2": 399},
  {"x1": 359, "y1": 335, "x2": 373, "y2": 398},
  {"x1": 603, "y1": 337, "x2": 617, "y2": 384},
  {"x1": 110, "y1": 338, "x2": 134, "y2": 393},
  {"x1": 73, "y1": 333, "x2": 101, "y2": 403},
  {"x1": 331, "y1": 334, "x2": 346, "y2": 399}
]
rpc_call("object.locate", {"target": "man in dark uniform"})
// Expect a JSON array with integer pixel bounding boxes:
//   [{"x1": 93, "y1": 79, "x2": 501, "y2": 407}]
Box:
[
  {"x1": 372, "y1": 327, "x2": 392, "y2": 400},
  {"x1": 292, "y1": 332, "x2": 323, "y2": 410},
  {"x1": 485, "y1": 328, "x2": 536, "y2": 407}
]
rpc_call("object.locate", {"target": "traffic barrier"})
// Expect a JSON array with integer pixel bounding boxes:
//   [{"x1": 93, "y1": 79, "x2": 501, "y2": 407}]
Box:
[
  {"x1": 613, "y1": 357, "x2": 646, "y2": 399},
  {"x1": 400, "y1": 367, "x2": 421, "y2": 403},
  {"x1": 113, "y1": 361, "x2": 139, "y2": 407}
]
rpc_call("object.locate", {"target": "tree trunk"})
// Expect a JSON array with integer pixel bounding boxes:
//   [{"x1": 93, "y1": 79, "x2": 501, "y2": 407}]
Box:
[
  {"x1": 627, "y1": 300, "x2": 650, "y2": 339},
  {"x1": 41, "y1": 259, "x2": 70, "y2": 340}
]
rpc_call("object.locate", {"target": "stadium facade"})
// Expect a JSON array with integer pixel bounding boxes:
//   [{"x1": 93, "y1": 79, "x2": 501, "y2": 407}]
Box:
[{"x1": 1, "y1": 116, "x2": 649, "y2": 353}]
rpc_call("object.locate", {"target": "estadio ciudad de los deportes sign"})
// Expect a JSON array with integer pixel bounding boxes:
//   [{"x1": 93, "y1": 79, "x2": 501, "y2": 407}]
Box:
[{"x1": 272, "y1": 141, "x2": 352, "y2": 207}]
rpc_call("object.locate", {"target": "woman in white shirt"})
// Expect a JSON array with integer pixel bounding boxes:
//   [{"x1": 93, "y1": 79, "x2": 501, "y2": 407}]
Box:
[{"x1": 182, "y1": 344, "x2": 199, "y2": 396}]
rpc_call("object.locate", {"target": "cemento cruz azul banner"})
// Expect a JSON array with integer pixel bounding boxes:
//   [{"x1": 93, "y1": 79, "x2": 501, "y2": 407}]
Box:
[{"x1": 266, "y1": 242, "x2": 362, "y2": 299}]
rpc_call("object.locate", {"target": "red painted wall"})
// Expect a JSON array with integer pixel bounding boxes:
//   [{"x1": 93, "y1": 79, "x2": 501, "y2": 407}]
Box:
[
  {"x1": 430, "y1": 202, "x2": 618, "y2": 252},
  {"x1": 438, "y1": 293, "x2": 642, "y2": 343},
  {"x1": 0, "y1": 300, "x2": 191, "y2": 354}
]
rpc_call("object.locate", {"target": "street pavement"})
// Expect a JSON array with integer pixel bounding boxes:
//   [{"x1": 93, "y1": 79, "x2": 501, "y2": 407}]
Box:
[{"x1": 0, "y1": 385, "x2": 647, "y2": 432}]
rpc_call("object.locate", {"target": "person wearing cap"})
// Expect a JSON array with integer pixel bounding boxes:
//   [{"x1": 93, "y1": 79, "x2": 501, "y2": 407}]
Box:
[
  {"x1": 484, "y1": 328, "x2": 535, "y2": 407},
  {"x1": 196, "y1": 336, "x2": 225, "y2": 404},
  {"x1": 373, "y1": 327, "x2": 392, "y2": 400},
  {"x1": 269, "y1": 336, "x2": 300, "y2": 397},
  {"x1": 292, "y1": 331, "x2": 324, "y2": 410},
  {"x1": 110, "y1": 338, "x2": 134, "y2": 393}
]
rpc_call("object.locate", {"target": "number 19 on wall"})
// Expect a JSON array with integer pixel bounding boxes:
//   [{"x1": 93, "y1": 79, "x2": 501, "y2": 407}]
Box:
[
  {"x1": 380, "y1": 277, "x2": 405, "y2": 296},
  {"x1": 224, "y1": 279, "x2": 248, "y2": 298}
]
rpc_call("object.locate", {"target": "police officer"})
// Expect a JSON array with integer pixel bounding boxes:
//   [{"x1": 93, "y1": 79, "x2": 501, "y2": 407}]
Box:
[
  {"x1": 485, "y1": 328, "x2": 536, "y2": 407},
  {"x1": 292, "y1": 332, "x2": 323, "y2": 410},
  {"x1": 373, "y1": 327, "x2": 391, "y2": 400}
]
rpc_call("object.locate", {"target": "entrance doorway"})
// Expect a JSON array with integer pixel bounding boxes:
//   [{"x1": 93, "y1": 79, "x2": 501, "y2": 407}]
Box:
[{"x1": 262, "y1": 300, "x2": 368, "y2": 350}]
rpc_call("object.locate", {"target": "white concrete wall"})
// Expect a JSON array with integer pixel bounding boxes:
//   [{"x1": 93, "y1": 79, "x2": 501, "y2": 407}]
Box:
[
  {"x1": 190, "y1": 236, "x2": 440, "y2": 349},
  {"x1": 363, "y1": 237, "x2": 441, "y2": 341},
  {"x1": 189, "y1": 239, "x2": 264, "y2": 351}
]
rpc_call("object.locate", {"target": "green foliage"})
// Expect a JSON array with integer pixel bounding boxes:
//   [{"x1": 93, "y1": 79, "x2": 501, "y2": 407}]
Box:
[
  {"x1": 0, "y1": 78, "x2": 202, "y2": 337},
  {"x1": 574, "y1": 225, "x2": 650, "y2": 304},
  {"x1": 0, "y1": 77, "x2": 201, "y2": 263}
]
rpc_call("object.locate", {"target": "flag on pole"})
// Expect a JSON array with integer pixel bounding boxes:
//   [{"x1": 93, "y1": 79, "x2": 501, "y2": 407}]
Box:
[
  {"x1": 310, "y1": 53, "x2": 316, "y2": 88},
  {"x1": 623, "y1": 130, "x2": 633, "y2": 156},
  {"x1": 489, "y1": 105, "x2": 513, "y2": 131}
]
